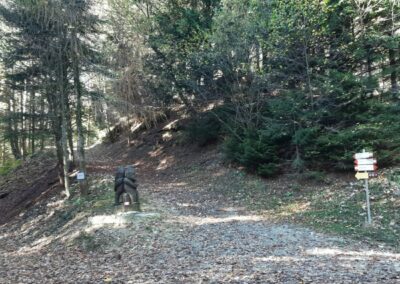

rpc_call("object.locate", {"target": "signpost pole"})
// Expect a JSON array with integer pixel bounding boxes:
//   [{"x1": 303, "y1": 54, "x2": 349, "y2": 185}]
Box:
[
  {"x1": 354, "y1": 149, "x2": 376, "y2": 225},
  {"x1": 364, "y1": 175, "x2": 372, "y2": 224},
  {"x1": 77, "y1": 171, "x2": 87, "y2": 195}
]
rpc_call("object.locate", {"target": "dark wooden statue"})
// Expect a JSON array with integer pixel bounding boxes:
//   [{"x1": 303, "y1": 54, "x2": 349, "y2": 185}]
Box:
[{"x1": 114, "y1": 165, "x2": 139, "y2": 209}]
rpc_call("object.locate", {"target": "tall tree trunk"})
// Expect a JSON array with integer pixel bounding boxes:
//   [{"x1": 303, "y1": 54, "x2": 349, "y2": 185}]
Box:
[
  {"x1": 39, "y1": 94, "x2": 45, "y2": 151},
  {"x1": 10, "y1": 95, "x2": 21, "y2": 159},
  {"x1": 1, "y1": 140, "x2": 6, "y2": 165},
  {"x1": 60, "y1": 110, "x2": 71, "y2": 197},
  {"x1": 58, "y1": 41, "x2": 71, "y2": 198},
  {"x1": 20, "y1": 87, "x2": 27, "y2": 159},
  {"x1": 366, "y1": 44, "x2": 373, "y2": 79},
  {"x1": 72, "y1": 30, "x2": 88, "y2": 195},
  {"x1": 64, "y1": 93, "x2": 75, "y2": 165},
  {"x1": 87, "y1": 107, "x2": 91, "y2": 147},
  {"x1": 389, "y1": 2, "x2": 399, "y2": 95},
  {"x1": 389, "y1": 47, "x2": 398, "y2": 94},
  {"x1": 47, "y1": 91, "x2": 64, "y2": 186},
  {"x1": 30, "y1": 88, "x2": 36, "y2": 154},
  {"x1": 302, "y1": 14, "x2": 313, "y2": 110}
]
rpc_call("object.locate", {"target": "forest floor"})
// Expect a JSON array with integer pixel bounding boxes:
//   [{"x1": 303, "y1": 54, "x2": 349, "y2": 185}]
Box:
[{"x1": 1, "y1": 123, "x2": 400, "y2": 283}]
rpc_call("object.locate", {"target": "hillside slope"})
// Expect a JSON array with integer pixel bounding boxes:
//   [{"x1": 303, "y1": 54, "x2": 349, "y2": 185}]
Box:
[{"x1": 0, "y1": 154, "x2": 59, "y2": 225}]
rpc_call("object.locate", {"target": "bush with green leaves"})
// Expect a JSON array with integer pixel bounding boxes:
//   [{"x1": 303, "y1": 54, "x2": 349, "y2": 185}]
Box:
[
  {"x1": 185, "y1": 113, "x2": 221, "y2": 146},
  {"x1": 184, "y1": 106, "x2": 233, "y2": 146}
]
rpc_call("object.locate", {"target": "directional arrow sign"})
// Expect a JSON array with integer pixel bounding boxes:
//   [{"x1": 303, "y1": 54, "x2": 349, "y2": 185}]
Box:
[
  {"x1": 354, "y1": 152, "x2": 373, "y2": 159},
  {"x1": 353, "y1": 151, "x2": 375, "y2": 225},
  {"x1": 354, "y1": 158, "x2": 377, "y2": 165},
  {"x1": 354, "y1": 164, "x2": 378, "y2": 171},
  {"x1": 355, "y1": 172, "x2": 369, "y2": 180}
]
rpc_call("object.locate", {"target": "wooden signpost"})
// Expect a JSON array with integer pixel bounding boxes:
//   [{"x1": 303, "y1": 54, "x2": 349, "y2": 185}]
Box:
[{"x1": 354, "y1": 150, "x2": 377, "y2": 225}]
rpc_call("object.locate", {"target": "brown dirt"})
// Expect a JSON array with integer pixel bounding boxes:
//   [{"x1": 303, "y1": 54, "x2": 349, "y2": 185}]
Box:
[
  {"x1": 0, "y1": 166, "x2": 60, "y2": 225},
  {"x1": 0, "y1": 154, "x2": 60, "y2": 225}
]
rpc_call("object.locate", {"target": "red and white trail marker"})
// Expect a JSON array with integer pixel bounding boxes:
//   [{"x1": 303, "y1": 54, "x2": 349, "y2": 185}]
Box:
[
  {"x1": 354, "y1": 164, "x2": 378, "y2": 172},
  {"x1": 354, "y1": 150, "x2": 377, "y2": 225},
  {"x1": 353, "y1": 152, "x2": 373, "y2": 159},
  {"x1": 354, "y1": 158, "x2": 377, "y2": 165}
]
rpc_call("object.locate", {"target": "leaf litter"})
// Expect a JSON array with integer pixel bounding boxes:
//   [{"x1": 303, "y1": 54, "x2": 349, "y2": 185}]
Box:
[{"x1": 0, "y1": 137, "x2": 400, "y2": 283}]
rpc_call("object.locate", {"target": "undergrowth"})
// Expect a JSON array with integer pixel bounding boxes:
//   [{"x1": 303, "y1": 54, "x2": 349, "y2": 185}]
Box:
[
  {"x1": 66, "y1": 175, "x2": 117, "y2": 215},
  {"x1": 0, "y1": 159, "x2": 21, "y2": 176}
]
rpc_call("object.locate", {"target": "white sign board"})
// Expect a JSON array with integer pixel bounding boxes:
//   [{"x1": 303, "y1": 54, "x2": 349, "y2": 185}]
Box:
[
  {"x1": 77, "y1": 172, "x2": 85, "y2": 180},
  {"x1": 355, "y1": 158, "x2": 377, "y2": 165},
  {"x1": 355, "y1": 165, "x2": 377, "y2": 172},
  {"x1": 354, "y1": 152, "x2": 373, "y2": 159}
]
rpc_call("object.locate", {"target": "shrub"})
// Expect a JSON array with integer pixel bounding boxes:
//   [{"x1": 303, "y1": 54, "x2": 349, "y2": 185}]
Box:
[
  {"x1": 223, "y1": 129, "x2": 282, "y2": 177},
  {"x1": 103, "y1": 124, "x2": 124, "y2": 143},
  {"x1": 184, "y1": 107, "x2": 230, "y2": 146},
  {"x1": 302, "y1": 171, "x2": 328, "y2": 183},
  {"x1": 222, "y1": 91, "x2": 400, "y2": 176}
]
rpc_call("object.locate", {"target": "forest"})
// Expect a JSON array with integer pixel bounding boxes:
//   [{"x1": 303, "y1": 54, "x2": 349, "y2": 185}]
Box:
[
  {"x1": 0, "y1": 0, "x2": 399, "y2": 187},
  {"x1": 0, "y1": 1, "x2": 400, "y2": 282}
]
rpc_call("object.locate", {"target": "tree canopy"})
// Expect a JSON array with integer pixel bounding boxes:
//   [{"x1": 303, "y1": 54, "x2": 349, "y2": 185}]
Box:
[{"x1": 0, "y1": 0, "x2": 399, "y2": 185}]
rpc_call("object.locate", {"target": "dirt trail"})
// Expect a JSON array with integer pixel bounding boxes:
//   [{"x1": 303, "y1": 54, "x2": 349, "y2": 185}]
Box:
[
  {"x1": 134, "y1": 172, "x2": 400, "y2": 283},
  {"x1": 1, "y1": 133, "x2": 400, "y2": 283}
]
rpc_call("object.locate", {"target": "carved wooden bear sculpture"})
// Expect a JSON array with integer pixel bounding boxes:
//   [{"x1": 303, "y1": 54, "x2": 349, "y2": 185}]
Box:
[{"x1": 114, "y1": 165, "x2": 139, "y2": 206}]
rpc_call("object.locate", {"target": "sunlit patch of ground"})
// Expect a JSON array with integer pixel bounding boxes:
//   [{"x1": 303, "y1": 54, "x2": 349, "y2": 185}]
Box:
[{"x1": 175, "y1": 214, "x2": 265, "y2": 225}]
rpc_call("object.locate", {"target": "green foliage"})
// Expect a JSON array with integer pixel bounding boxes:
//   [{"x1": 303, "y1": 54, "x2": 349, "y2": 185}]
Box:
[
  {"x1": 2, "y1": 0, "x2": 397, "y2": 180},
  {"x1": 302, "y1": 171, "x2": 327, "y2": 183},
  {"x1": 0, "y1": 159, "x2": 21, "y2": 176},
  {"x1": 223, "y1": 90, "x2": 400, "y2": 175},
  {"x1": 224, "y1": 130, "x2": 282, "y2": 177},
  {"x1": 146, "y1": 0, "x2": 221, "y2": 105},
  {"x1": 184, "y1": 112, "x2": 221, "y2": 146},
  {"x1": 387, "y1": 169, "x2": 400, "y2": 188}
]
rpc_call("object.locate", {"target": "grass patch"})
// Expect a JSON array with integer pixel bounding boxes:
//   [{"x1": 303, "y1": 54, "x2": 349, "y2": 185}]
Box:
[
  {"x1": 296, "y1": 184, "x2": 400, "y2": 246},
  {"x1": 66, "y1": 175, "x2": 118, "y2": 215},
  {"x1": 213, "y1": 170, "x2": 400, "y2": 248},
  {"x1": 62, "y1": 174, "x2": 150, "y2": 222},
  {"x1": 0, "y1": 159, "x2": 21, "y2": 176}
]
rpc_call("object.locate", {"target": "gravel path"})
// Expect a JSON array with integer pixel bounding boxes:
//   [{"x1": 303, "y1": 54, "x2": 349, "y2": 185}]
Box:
[{"x1": 1, "y1": 145, "x2": 400, "y2": 283}]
